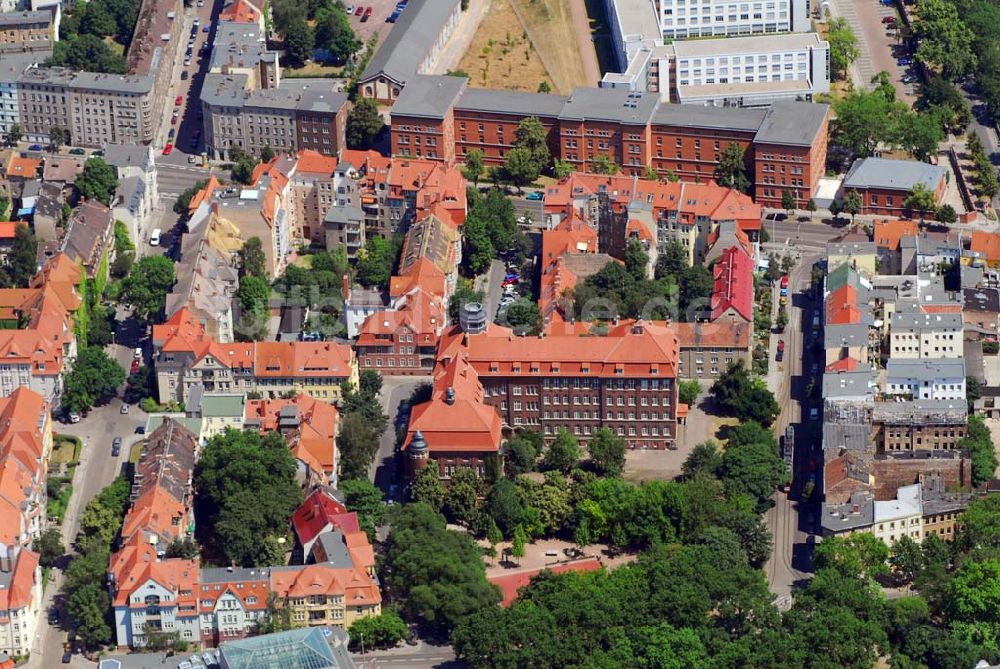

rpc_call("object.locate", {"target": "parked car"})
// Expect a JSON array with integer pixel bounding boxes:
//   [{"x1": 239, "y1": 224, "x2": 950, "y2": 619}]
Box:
[
  {"x1": 898, "y1": 57, "x2": 912, "y2": 65},
  {"x1": 167, "y1": 128, "x2": 176, "y2": 140},
  {"x1": 809, "y1": 407, "x2": 819, "y2": 421},
  {"x1": 203, "y1": 24, "x2": 210, "y2": 32},
  {"x1": 181, "y1": 70, "x2": 189, "y2": 80},
  {"x1": 171, "y1": 113, "x2": 179, "y2": 125},
  {"x1": 62, "y1": 650, "x2": 72, "y2": 664},
  {"x1": 193, "y1": 17, "x2": 200, "y2": 25},
  {"x1": 346, "y1": 3, "x2": 355, "y2": 11},
  {"x1": 362, "y1": 6, "x2": 372, "y2": 20},
  {"x1": 49, "y1": 609, "x2": 59, "y2": 625},
  {"x1": 504, "y1": 273, "x2": 520, "y2": 281},
  {"x1": 162, "y1": 144, "x2": 173, "y2": 155},
  {"x1": 112, "y1": 437, "x2": 122, "y2": 456},
  {"x1": 135, "y1": 425, "x2": 146, "y2": 435},
  {"x1": 387, "y1": 10, "x2": 399, "y2": 21},
  {"x1": 68, "y1": 148, "x2": 86, "y2": 155},
  {"x1": 130, "y1": 359, "x2": 141, "y2": 375},
  {"x1": 526, "y1": 190, "x2": 544, "y2": 200},
  {"x1": 881, "y1": 15, "x2": 896, "y2": 23},
  {"x1": 28, "y1": 144, "x2": 42, "y2": 151},
  {"x1": 175, "y1": 95, "x2": 184, "y2": 106},
  {"x1": 69, "y1": 412, "x2": 81, "y2": 424},
  {"x1": 355, "y1": 4, "x2": 364, "y2": 14}
]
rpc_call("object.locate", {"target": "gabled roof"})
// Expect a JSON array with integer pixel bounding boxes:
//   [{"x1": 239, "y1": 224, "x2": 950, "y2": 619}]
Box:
[
  {"x1": 874, "y1": 219, "x2": 919, "y2": 251},
  {"x1": 218, "y1": 0, "x2": 262, "y2": 23},
  {"x1": 971, "y1": 231, "x2": 1000, "y2": 264},
  {"x1": 244, "y1": 394, "x2": 339, "y2": 474},
  {"x1": 4, "y1": 156, "x2": 40, "y2": 179},
  {"x1": 710, "y1": 247, "x2": 753, "y2": 322}
]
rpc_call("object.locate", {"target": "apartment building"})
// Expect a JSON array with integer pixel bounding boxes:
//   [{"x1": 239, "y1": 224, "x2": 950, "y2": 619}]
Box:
[
  {"x1": 651, "y1": 0, "x2": 810, "y2": 39},
  {"x1": 357, "y1": 0, "x2": 462, "y2": 104},
  {"x1": 0, "y1": 51, "x2": 47, "y2": 140},
  {"x1": 435, "y1": 319, "x2": 680, "y2": 449},
  {"x1": 673, "y1": 320, "x2": 752, "y2": 380},
  {"x1": 885, "y1": 359, "x2": 966, "y2": 401},
  {"x1": 391, "y1": 75, "x2": 830, "y2": 205},
  {"x1": 104, "y1": 144, "x2": 160, "y2": 247},
  {"x1": 0, "y1": 10, "x2": 55, "y2": 52},
  {"x1": 356, "y1": 287, "x2": 446, "y2": 375},
  {"x1": 153, "y1": 307, "x2": 358, "y2": 405},
  {"x1": 61, "y1": 200, "x2": 115, "y2": 283},
  {"x1": 841, "y1": 157, "x2": 947, "y2": 217},
  {"x1": 872, "y1": 400, "x2": 967, "y2": 454},
  {"x1": 889, "y1": 311, "x2": 963, "y2": 359},
  {"x1": 0, "y1": 253, "x2": 80, "y2": 403},
  {"x1": 710, "y1": 246, "x2": 753, "y2": 324},
  {"x1": 243, "y1": 394, "x2": 340, "y2": 486}
]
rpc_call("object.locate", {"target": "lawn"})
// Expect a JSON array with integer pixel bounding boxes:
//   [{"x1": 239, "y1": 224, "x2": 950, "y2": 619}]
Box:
[
  {"x1": 51, "y1": 435, "x2": 81, "y2": 465},
  {"x1": 282, "y1": 61, "x2": 345, "y2": 78},
  {"x1": 129, "y1": 441, "x2": 144, "y2": 465},
  {"x1": 457, "y1": 0, "x2": 554, "y2": 93}
]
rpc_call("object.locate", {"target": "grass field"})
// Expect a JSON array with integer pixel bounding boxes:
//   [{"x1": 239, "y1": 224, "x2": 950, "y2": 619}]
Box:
[
  {"x1": 457, "y1": 0, "x2": 555, "y2": 93},
  {"x1": 511, "y1": 0, "x2": 589, "y2": 91},
  {"x1": 51, "y1": 436, "x2": 81, "y2": 465}
]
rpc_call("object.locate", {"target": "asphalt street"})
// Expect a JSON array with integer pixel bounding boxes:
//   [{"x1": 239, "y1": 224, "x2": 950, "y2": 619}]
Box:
[{"x1": 374, "y1": 377, "x2": 426, "y2": 499}]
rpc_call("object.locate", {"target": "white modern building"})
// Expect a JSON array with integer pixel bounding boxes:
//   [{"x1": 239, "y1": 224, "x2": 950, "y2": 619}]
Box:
[
  {"x1": 889, "y1": 311, "x2": 963, "y2": 360},
  {"x1": 601, "y1": 0, "x2": 828, "y2": 106},
  {"x1": 654, "y1": 0, "x2": 810, "y2": 39},
  {"x1": 872, "y1": 484, "x2": 923, "y2": 544},
  {"x1": 885, "y1": 359, "x2": 966, "y2": 401}
]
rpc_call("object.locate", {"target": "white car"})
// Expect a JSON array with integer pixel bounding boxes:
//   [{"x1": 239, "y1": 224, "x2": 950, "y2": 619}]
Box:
[
  {"x1": 68, "y1": 412, "x2": 81, "y2": 424},
  {"x1": 346, "y1": 4, "x2": 355, "y2": 11}
]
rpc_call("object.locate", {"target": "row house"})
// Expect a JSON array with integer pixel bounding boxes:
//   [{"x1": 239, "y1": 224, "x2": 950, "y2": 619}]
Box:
[
  {"x1": 885, "y1": 359, "x2": 966, "y2": 401},
  {"x1": 290, "y1": 489, "x2": 375, "y2": 574},
  {"x1": 0, "y1": 252, "x2": 80, "y2": 403},
  {"x1": 673, "y1": 321, "x2": 751, "y2": 381},
  {"x1": 104, "y1": 143, "x2": 160, "y2": 249},
  {"x1": 872, "y1": 400, "x2": 968, "y2": 454},
  {"x1": 153, "y1": 308, "x2": 358, "y2": 405},
  {"x1": 709, "y1": 246, "x2": 753, "y2": 325},
  {"x1": 390, "y1": 75, "x2": 830, "y2": 207},
  {"x1": 0, "y1": 10, "x2": 55, "y2": 53},
  {"x1": 889, "y1": 311, "x2": 963, "y2": 360},
  {"x1": 60, "y1": 200, "x2": 115, "y2": 285},
  {"x1": 436, "y1": 319, "x2": 680, "y2": 450}
]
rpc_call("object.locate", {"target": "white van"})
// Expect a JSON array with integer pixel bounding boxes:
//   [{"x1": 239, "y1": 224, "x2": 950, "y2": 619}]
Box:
[{"x1": 150, "y1": 228, "x2": 161, "y2": 246}]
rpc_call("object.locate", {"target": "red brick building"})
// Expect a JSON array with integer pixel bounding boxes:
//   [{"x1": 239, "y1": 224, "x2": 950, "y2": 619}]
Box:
[
  {"x1": 390, "y1": 75, "x2": 831, "y2": 206},
  {"x1": 710, "y1": 246, "x2": 754, "y2": 324},
  {"x1": 436, "y1": 319, "x2": 680, "y2": 450},
  {"x1": 840, "y1": 157, "x2": 947, "y2": 217},
  {"x1": 355, "y1": 287, "x2": 446, "y2": 375}
]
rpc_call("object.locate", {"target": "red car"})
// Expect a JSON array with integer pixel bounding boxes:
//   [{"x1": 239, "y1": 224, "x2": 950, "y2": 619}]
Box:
[
  {"x1": 174, "y1": 95, "x2": 183, "y2": 106},
  {"x1": 130, "y1": 359, "x2": 140, "y2": 375},
  {"x1": 354, "y1": 4, "x2": 364, "y2": 14},
  {"x1": 881, "y1": 15, "x2": 896, "y2": 23},
  {"x1": 362, "y1": 6, "x2": 372, "y2": 19},
  {"x1": 501, "y1": 278, "x2": 519, "y2": 287},
  {"x1": 162, "y1": 143, "x2": 173, "y2": 155}
]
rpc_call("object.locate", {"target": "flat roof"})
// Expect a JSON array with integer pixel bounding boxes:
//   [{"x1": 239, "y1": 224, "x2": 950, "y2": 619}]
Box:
[
  {"x1": 677, "y1": 79, "x2": 816, "y2": 101},
  {"x1": 676, "y1": 32, "x2": 827, "y2": 58},
  {"x1": 843, "y1": 157, "x2": 946, "y2": 192},
  {"x1": 0, "y1": 10, "x2": 50, "y2": 26},
  {"x1": 359, "y1": 0, "x2": 462, "y2": 85},
  {"x1": 821, "y1": 496, "x2": 875, "y2": 533},
  {"x1": 558, "y1": 87, "x2": 660, "y2": 124},
  {"x1": 886, "y1": 358, "x2": 966, "y2": 379},
  {"x1": 390, "y1": 74, "x2": 467, "y2": 119},
  {"x1": 455, "y1": 87, "x2": 568, "y2": 118},
  {"x1": 754, "y1": 100, "x2": 829, "y2": 146}
]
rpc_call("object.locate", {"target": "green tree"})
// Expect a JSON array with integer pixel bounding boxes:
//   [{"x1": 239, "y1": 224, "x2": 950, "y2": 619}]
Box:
[
  {"x1": 337, "y1": 412, "x2": 381, "y2": 481},
  {"x1": 49, "y1": 125, "x2": 68, "y2": 151},
  {"x1": 463, "y1": 148, "x2": 485, "y2": 185},
  {"x1": 554, "y1": 159, "x2": 574, "y2": 179},
  {"x1": 502, "y1": 146, "x2": 541, "y2": 190},
  {"x1": 121, "y1": 255, "x2": 175, "y2": 322},
  {"x1": 48, "y1": 34, "x2": 126, "y2": 73},
  {"x1": 679, "y1": 379, "x2": 701, "y2": 407},
  {"x1": 720, "y1": 436, "x2": 789, "y2": 511},
  {"x1": 346, "y1": 98, "x2": 384, "y2": 149},
  {"x1": 654, "y1": 241, "x2": 689, "y2": 278},
  {"x1": 543, "y1": 429, "x2": 581, "y2": 473},
  {"x1": 75, "y1": 157, "x2": 118, "y2": 205},
  {"x1": 165, "y1": 537, "x2": 199, "y2": 559},
  {"x1": 260, "y1": 145, "x2": 275, "y2": 163},
  {"x1": 444, "y1": 467, "x2": 482, "y2": 527},
  {"x1": 591, "y1": 154, "x2": 619, "y2": 175},
  {"x1": 679, "y1": 264, "x2": 713, "y2": 317},
  {"x1": 781, "y1": 189, "x2": 796, "y2": 213},
  {"x1": 834, "y1": 88, "x2": 909, "y2": 158},
  {"x1": 34, "y1": 528, "x2": 64, "y2": 569},
  {"x1": 194, "y1": 429, "x2": 303, "y2": 566},
  {"x1": 410, "y1": 464, "x2": 445, "y2": 511},
  {"x1": 624, "y1": 239, "x2": 649, "y2": 281},
  {"x1": 936, "y1": 203, "x2": 958, "y2": 224},
  {"x1": 903, "y1": 182, "x2": 938, "y2": 219},
  {"x1": 714, "y1": 142, "x2": 750, "y2": 193},
  {"x1": 448, "y1": 283, "x2": 485, "y2": 321},
  {"x1": 514, "y1": 116, "x2": 550, "y2": 171},
  {"x1": 587, "y1": 427, "x2": 626, "y2": 475},
  {"x1": 283, "y1": 16, "x2": 314, "y2": 67},
  {"x1": 67, "y1": 582, "x2": 112, "y2": 646},
  {"x1": 511, "y1": 524, "x2": 527, "y2": 559},
  {"x1": 505, "y1": 430, "x2": 543, "y2": 476},
  {"x1": 889, "y1": 535, "x2": 924, "y2": 584},
  {"x1": 62, "y1": 346, "x2": 126, "y2": 414},
  {"x1": 957, "y1": 492, "x2": 1000, "y2": 553},
  {"x1": 946, "y1": 558, "x2": 1000, "y2": 649},
  {"x1": 314, "y1": 5, "x2": 359, "y2": 63},
  {"x1": 174, "y1": 179, "x2": 207, "y2": 215},
  {"x1": 256, "y1": 591, "x2": 294, "y2": 634},
  {"x1": 4, "y1": 122, "x2": 21, "y2": 146},
  {"x1": 959, "y1": 414, "x2": 998, "y2": 485},
  {"x1": 842, "y1": 190, "x2": 863, "y2": 222},
  {"x1": 8, "y1": 222, "x2": 37, "y2": 288},
  {"x1": 504, "y1": 298, "x2": 542, "y2": 335},
  {"x1": 339, "y1": 479, "x2": 386, "y2": 538},
  {"x1": 537, "y1": 81, "x2": 551, "y2": 93},
  {"x1": 383, "y1": 503, "x2": 500, "y2": 633},
  {"x1": 237, "y1": 275, "x2": 269, "y2": 340},
  {"x1": 682, "y1": 441, "x2": 722, "y2": 479},
  {"x1": 356, "y1": 235, "x2": 395, "y2": 289},
  {"x1": 914, "y1": 0, "x2": 977, "y2": 81},
  {"x1": 238, "y1": 237, "x2": 267, "y2": 278},
  {"x1": 904, "y1": 111, "x2": 945, "y2": 161},
  {"x1": 827, "y1": 17, "x2": 860, "y2": 80},
  {"x1": 485, "y1": 478, "x2": 524, "y2": 537},
  {"x1": 348, "y1": 611, "x2": 408, "y2": 651},
  {"x1": 710, "y1": 361, "x2": 779, "y2": 426}
]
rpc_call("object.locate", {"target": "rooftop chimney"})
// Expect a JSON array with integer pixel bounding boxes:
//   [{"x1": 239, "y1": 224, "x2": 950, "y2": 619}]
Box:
[{"x1": 445, "y1": 387, "x2": 455, "y2": 405}]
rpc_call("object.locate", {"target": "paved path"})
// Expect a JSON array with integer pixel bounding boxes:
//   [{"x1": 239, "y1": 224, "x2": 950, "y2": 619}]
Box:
[
  {"x1": 430, "y1": 0, "x2": 490, "y2": 75},
  {"x1": 568, "y1": 0, "x2": 601, "y2": 85}
]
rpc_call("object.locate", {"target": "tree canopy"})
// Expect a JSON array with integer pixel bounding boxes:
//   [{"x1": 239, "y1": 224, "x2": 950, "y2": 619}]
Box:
[
  {"x1": 347, "y1": 98, "x2": 384, "y2": 149},
  {"x1": 710, "y1": 360, "x2": 780, "y2": 427},
  {"x1": 76, "y1": 157, "x2": 119, "y2": 205},
  {"x1": 121, "y1": 255, "x2": 175, "y2": 323},
  {"x1": 62, "y1": 346, "x2": 126, "y2": 414},
  {"x1": 194, "y1": 430, "x2": 303, "y2": 566}
]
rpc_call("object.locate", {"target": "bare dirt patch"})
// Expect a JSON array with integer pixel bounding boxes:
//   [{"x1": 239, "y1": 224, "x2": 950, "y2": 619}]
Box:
[
  {"x1": 457, "y1": 0, "x2": 554, "y2": 93},
  {"x1": 510, "y1": 0, "x2": 589, "y2": 91}
]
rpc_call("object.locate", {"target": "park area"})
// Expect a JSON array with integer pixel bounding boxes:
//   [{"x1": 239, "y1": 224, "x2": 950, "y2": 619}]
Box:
[
  {"x1": 457, "y1": 0, "x2": 590, "y2": 94},
  {"x1": 47, "y1": 434, "x2": 82, "y2": 524}
]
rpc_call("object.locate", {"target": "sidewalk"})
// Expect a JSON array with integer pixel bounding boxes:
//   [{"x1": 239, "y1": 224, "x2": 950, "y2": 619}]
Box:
[{"x1": 429, "y1": 0, "x2": 489, "y2": 75}]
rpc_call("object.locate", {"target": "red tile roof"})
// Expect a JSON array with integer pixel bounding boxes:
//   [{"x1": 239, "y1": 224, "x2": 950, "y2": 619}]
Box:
[
  {"x1": 245, "y1": 394, "x2": 339, "y2": 475},
  {"x1": 874, "y1": 219, "x2": 918, "y2": 251},
  {"x1": 4, "y1": 156, "x2": 40, "y2": 179},
  {"x1": 826, "y1": 284, "x2": 862, "y2": 325},
  {"x1": 489, "y1": 557, "x2": 602, "y2": 607},
  {"x1": 971, "y1": 231, "x2": 1000, "y2": 264},
  {"x1": 710, "y1": 247, "x2": 753, "y2": 322},
  {"x1": 825, "y1": 357, "x2": 861, "y2": 373},
  {"x1": 218, "y1": 0, "x2": 262, "y2": 23}
]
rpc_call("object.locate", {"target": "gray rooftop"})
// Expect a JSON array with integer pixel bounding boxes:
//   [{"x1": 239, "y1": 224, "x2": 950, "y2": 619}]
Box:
[
  {"x1": 360, "y1": 0, "x2": 462, "y2": 86},
  {"x1": 0, "y1": 10, "x2": 50, "y2": 27},
  {"x1": 823, "y1": 368, "x2": 876, "y2": 399},
  {"x1": 823, "y1": 422, "x2": 871, "y2": 452},
  {"x1": 821, "y1": 493, "x2": 875, "y2": 534},
  {"x1": 753, "y1": 101, "x2": 829, "y2": 146},
  {"x1": 455, "y1": 87, "x2": 568, "y2": 117},
  {"x1": 200, "y1": 565, "x2": 271, "y2": 584},
  {"x1": 964, "y1": 287, "x2": 1000, "y2": 313},
  {"x1": 828, "y1": 240, "x2": 877, "y2": 257},
  {"x1": 102, "y1": 143, "x2": 152, "y2": 170},
  {"x1": 70, "y1": 71, "x2": 155, "y2": 94},
  {"x1": 824, "y1": 322, "x2": 870, "y2": 349},
  {"x1": 0, "y1": 50, "x2": 48, "y2": 83},
  {"x1": 389, "y1": 74, "x2": 467, "y2": 119},
  {"x1": 891, "y1": 311, "x2": 963, "y2": 332},
  {"x1": 325, "y1": 204, "x2": 364, "y2": 223},
  {"x1": 871, "y1": 399, "x2": 968, "y2": 424},
  {"x1": 886, "y1": 358, "x2": 966, "y2": 380},
  {"x1": 558, "y1": 87, "x2": 660, "y2": 125},
  {"x1": 843, "y1": 157, "x2": 946, "y2": 192},
  {"x1": 652, "y1": 104, "x2": 766, "y2": 132},
  {"x1": 201, "y1": 72, "x2": 250, "y2": 108}
]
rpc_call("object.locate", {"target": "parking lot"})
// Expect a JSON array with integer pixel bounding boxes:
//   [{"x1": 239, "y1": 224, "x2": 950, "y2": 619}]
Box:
[
  {"x1": 343, "y1": 0, "x2": 401, "y2": 43},
  {"x1": 851, "y1": 0, "x2": 917, "y2": 103}
]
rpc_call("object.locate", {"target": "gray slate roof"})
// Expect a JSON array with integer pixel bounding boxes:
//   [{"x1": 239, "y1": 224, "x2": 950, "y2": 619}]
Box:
[
  {"x1": 558, "y1": 87, "x2": 659, "y2": 125},
  {"x1": 886, "y1": 358, "x2": 966, "y2": 380},
  {"x1": 0, "y1": 10, "x2": 50, "y2": 27},
  {"x1": 390, "y1": 74, "x2": 467, "y2": 119},
  {"x1": 455, "y1": 88, "x2": 568, "y2": 117},
  {"x1": 843, "y1": 157, "x2": 946, "y2": 192},
  {"x1": 754, "y1": 101, "x2": 829, "y2": 146},
  {"x1": 890, "y1": 311, "x2": 963, "y2": 332},
  {"x1": 359, "y1": 0, "x2": 462, "y2": 86},
  {"x1": 652, "y1": 104, "x2": 766, "y2": 131}
]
